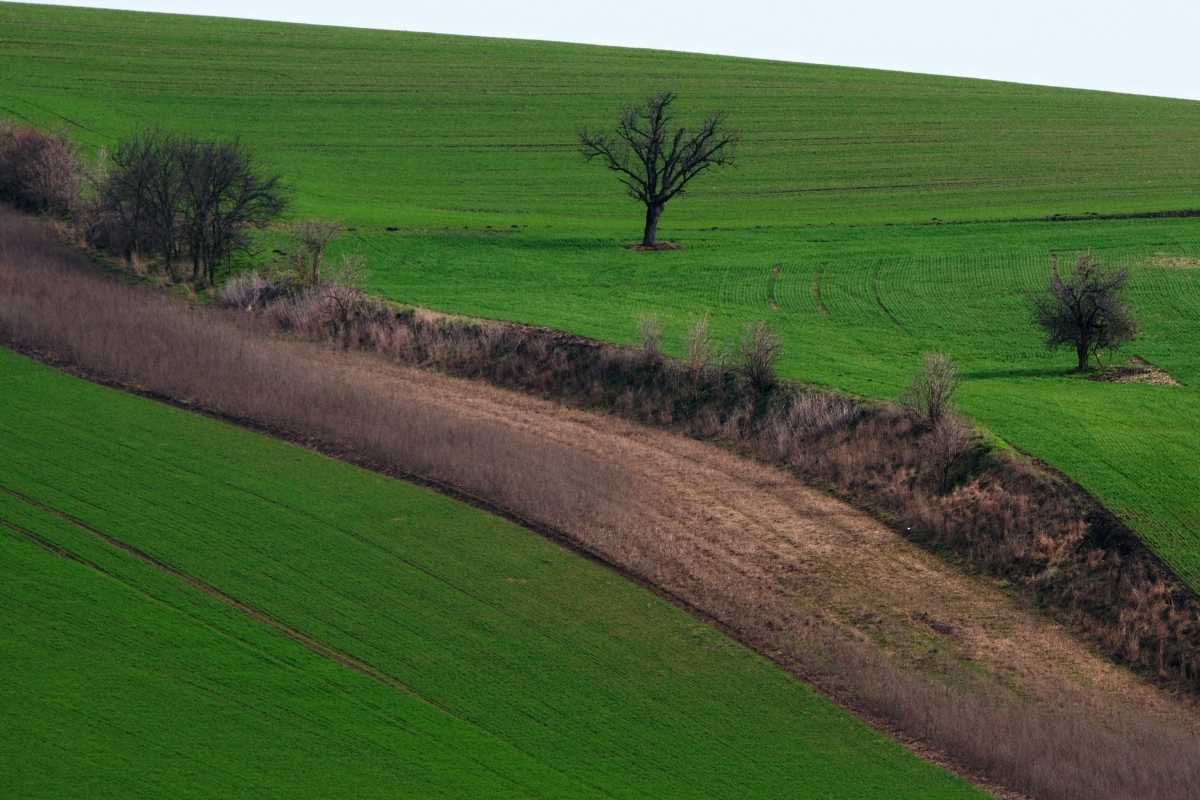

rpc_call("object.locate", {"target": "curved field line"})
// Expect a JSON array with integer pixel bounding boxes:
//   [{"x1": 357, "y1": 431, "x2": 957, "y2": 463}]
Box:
[
  {"x1": 811, "y1": 267, "x2": 829, "y2": 315},
  {"x1": 0, "y1": 482, "x2": 625, "y2": 798},
  {"x1": 0, "y1": 484, "x2": 427, "y2": 699},
  {"x1": 767, "y1": 264, "x2": 781, "y2": 311},
  {"x1": 871, "y1": 261, "x2": 907, "y2": 332}
]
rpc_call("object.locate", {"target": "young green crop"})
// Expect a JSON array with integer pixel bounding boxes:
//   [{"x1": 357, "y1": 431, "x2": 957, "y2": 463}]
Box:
[
  {"x1": 1, "y1": 3, "x2": 1198, "y2": 584},
  {"x1": 0, "y1": 347, "x2": 982, "y2": 798}
]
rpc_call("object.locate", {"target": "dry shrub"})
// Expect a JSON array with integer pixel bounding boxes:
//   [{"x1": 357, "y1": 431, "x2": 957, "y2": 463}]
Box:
[
  {"x1": 904, "y1": 352, "x2": 959, "y2": 426},
  {"x1": 287, "y1": 219, "x2": 344, "y2": 285},
  {"x1": 738, "y1": 320, "x2": 781, "y2": 394},
  {"x1": 684, "y1": 314, "x2": 719, "y2": 376},
  {"x1": 0, "y1": 121, "x2": 83, "y2": 216},
  {"x1": 927, "y1": 415, "x2": 976, "y2": 492},
  {"x1": 637, "y1": 315, "x2": 662, "y2": 362},
  {"x1": 215, "y1": 270, "x2": 295, "y2": 311}
]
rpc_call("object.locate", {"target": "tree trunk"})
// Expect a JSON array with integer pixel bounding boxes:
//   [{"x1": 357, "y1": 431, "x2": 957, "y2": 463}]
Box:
[
  {"x1": 1076, "y1": 341, "x2": 1090, "y2": 372},
  {"x1": 641, "y1": 203, "x2": 663, "y2": 247}
]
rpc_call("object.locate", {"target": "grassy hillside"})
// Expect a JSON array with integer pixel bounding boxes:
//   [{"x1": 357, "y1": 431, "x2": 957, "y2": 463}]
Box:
[
  {"x1": 2, "y1": 3, "x2": 1199, "y2": 581},
  {"x1": 0, "y1": 347, "x2": 982, "y2": 798}
]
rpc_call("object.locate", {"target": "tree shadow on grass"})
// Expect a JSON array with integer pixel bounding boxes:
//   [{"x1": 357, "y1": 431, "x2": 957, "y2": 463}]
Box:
[{"x1": 964, "y1": 366, "x2": 1079, "y2": 381}]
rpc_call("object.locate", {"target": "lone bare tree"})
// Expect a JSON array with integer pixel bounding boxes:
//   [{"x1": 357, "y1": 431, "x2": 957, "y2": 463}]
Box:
[
  {"x1": 904, "y1": 353, "x2": 959, "y2": 427},
  {"x1": 579, "y1": 91, "x2": 737, "y2": 248},
  {"x1": 1032, "y1": 253, "x2": 1137, "y2": 372}
]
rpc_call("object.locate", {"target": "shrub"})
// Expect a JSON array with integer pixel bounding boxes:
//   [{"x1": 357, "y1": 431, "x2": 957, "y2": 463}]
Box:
[
  {"x1": 904, "y1": 352, "x2": 959, "y2": 427},
  {"x1": 175, "y1": 137, "x2": 287, "y2": 285},
  {"x1": 91, "y1": 129, "x2": 287, "y2": 284},
  {"x1": 637, "y1": 315, "x2": 663, "y2": 362},
  {"x1": 926, "y1": 415, "x2": 976, "y2": 492},
  {"x1": 685, "y1": 315, "x2": 718, "y2": 376},
  {"x1": 216, "y1": 270, "x2": 296, "y2": 311},
  {"x1": 738, "y1": 321, "x2": 781, "y2": 393},
  {"x1": 288, "y1": 220, "x2": 344, "y2": 286},
  {"x1": 0, "y1": 121, "x2": 83, "y2": 216}
]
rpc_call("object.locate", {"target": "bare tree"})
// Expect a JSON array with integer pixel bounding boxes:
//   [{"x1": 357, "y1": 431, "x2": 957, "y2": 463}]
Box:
[
  {"x1": 928, "y1": 416, "x2": 974, "y2": 493},
  {"x1": 175, "y1": 138, "x2": 286, "y2": 285},
  {"x1": 288, "y1": 219, "x2": 344, "y2": 285},
  {"x1": 904, "y1": 353, "x2": 959, "y2": 427},
  {"x1": 579, "y1": 91, "x2": 737, "y2": 247},
  {"x1": 99, "y1": 128, "x2": 175, "y2": 264},
  {"x1": 1032, "y1": 254, "x2": 1137, "y2": 372}
]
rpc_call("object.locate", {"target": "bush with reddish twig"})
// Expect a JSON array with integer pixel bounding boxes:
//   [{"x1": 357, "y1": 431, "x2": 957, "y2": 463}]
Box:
[{"x1": 0, "y1": 121, "x2": 83, "y2": 216}]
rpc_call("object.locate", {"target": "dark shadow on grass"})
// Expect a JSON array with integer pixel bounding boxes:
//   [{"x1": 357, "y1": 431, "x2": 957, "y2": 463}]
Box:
[{"x1": 964, "y1": 366, "x2": 1078, "y2": 381}]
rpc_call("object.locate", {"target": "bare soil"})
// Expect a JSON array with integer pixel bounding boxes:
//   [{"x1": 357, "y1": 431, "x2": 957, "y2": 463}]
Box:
[
  {"x1": 1146, "y1": 252, "x2": 1200, "y2": 270},
  {"x1": 1092, "y1": 356, "x2": 1181, "y2": 386}
]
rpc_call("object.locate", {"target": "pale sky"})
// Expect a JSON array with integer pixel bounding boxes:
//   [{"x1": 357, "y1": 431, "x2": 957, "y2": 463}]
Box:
[{"x1": 15, "y1": 1, "x2": 1200, "y2": 101}]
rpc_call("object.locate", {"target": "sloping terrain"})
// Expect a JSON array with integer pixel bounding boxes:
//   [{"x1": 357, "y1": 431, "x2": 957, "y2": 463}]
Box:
[
  {"x1": 0, "y1": 347, "x2": 984, "y2": 799},
  {"x1": 2, "y1": 2, "x2": 1197, "y2": 586},
  {"x1": 7, "y1": 198, "x2": 1200, "y2": 796}
]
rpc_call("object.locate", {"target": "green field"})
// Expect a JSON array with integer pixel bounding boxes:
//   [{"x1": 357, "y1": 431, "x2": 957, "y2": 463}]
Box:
[
  {"x1": 0, "y1": 347, "x2": 982, "y2": 798},
  {"x1": 2, "y1": 3, "x2": 1199, "y2": 581}
]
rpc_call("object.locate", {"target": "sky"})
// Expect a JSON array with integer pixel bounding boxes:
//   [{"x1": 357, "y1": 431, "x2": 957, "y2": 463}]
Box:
[{"x1": 16, "y1": 1, "x2": 1200, "y2": 101}]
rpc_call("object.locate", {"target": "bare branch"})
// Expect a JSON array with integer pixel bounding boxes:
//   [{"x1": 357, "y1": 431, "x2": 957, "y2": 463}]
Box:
[{"x1": 579, "y1": 91, "x2": 738, "y2": 246}]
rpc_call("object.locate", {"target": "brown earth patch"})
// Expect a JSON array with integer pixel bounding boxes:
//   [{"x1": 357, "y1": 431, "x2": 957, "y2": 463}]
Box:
[
  {"x1": 1092, "y1": 356, "x2": 1181, "y2": 386},
  {"x1": 1145, "y1": 252, "x2": 1200, "y2": 270}
]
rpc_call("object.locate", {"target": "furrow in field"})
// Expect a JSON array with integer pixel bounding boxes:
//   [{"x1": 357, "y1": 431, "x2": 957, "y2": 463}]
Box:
[
  {"x1": 0, "y1": 481, "x2": 626, "y2": 799},
  {"x1": 0, "y1": 484, "x2": 428, "y2": 699}
]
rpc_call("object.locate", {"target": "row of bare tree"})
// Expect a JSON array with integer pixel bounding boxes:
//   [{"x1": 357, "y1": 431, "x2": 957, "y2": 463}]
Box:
[
  {"x1": 0, "y1": 121, "x2": 287, "y2": 286},
  {"x1": 92, "y1": 129, "x2": 286, "y2": 285}
]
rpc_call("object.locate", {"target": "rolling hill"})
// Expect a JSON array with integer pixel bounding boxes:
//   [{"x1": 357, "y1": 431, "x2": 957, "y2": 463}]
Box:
[
  {"x1": 1, "y1": 5, "x2": 1198, "y2": 585},
  {"x1": 0, "y1": 346, "x2": 982, "y2": 798}
]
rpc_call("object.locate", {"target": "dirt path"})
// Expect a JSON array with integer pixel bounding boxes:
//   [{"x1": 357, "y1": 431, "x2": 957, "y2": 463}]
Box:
[{"x1": 365, "y1": 360, "x2": 1197, "y2": 724}]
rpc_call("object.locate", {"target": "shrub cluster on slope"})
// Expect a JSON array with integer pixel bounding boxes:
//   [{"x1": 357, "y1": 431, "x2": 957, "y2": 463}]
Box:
[
  {"x1": 215, "y1": 266, "x2": 1200, "y2": 689},
  {"x1": 0, "y1": 120, "x2": 287, "y2": 286}
]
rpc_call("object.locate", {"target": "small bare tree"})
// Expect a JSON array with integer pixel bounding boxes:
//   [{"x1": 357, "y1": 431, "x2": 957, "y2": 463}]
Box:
[
  {"x1": 579, "y1": 91, "x2": 737, "y2": 248},
  {"x1": 1032, "y1": 254, "x2": 1136, "y2": 372},
  {"x1": 99, "y1": 128, "x2": 173, "y2": 264},
  {"x1": 289, "y1": 220, "x2": 344, "y2": 285},
  {"x1": 928, "y1": 416, "x2": 974, "y2": 493},
  {"x1": 685, "y1": 314, "x2": 717, "y2": 376},
  {"x1": 905, "y1": 353, "x2": 959, "y2": 427},
  {"x1": 739, "y1": 321, "x2": 782, "y2": 393},
  {"x1": 636, "y1": 315, "x2": 663, "y2": 363}
]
